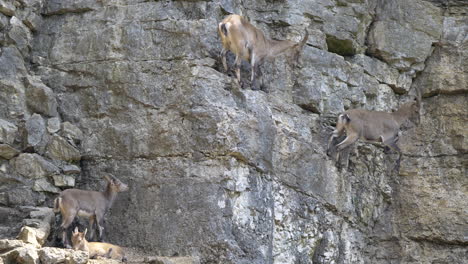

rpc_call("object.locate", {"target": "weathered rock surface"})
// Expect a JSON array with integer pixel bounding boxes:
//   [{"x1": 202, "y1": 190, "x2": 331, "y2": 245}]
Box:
[
  {"x1": 0, "y1": 0, "x2": 466, "y2": 263},
  {"x1": 0, "y1": 119, "x2": 17, "y2": 145},
  {"x1": 12, "y1": 153, "x2": 58, "y2": 179},
  {"x1": 45, "y1": 135, "x2": 80, "y2": 161},
  {"x1": 0, "y1": 144, "x2": 19, "y2": 159}
]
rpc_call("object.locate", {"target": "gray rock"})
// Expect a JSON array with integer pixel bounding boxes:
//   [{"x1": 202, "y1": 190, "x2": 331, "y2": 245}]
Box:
[
  {"x1": 12, "y1": 153, "x2": 59, "y2": 178},
  {"x1": 0, "y1": 144, "x2": 19, "y2": 159},
  {"x1": 62, "y1": 164, "x2": 80, "y2": 174},
  {"x1": 47, "y1": 117, "x2": 60, "y2": 133},
  {"x1": 19, "y1": 207, "x2": 54, "y2": 247},
  {"x1": 8, "y1": 16, "x2": 32, "y2": 57},
  {"x1": 46, "y1": 135, "x2": 81, "y2": 161},
  {"x1": 0, "y1": 1, "x2": 15, "y2": 16},
  {"x1": 52, "y1": 174, "x2": 75, "y2": 187},
  {"x1": 367, "y1": 0, "x2": 443, "y2": 72},
  {"x1": 60, "y1": 122, "x2": 83, "y2": 143},
  {"x1": 25, "y1": 76, "x2": 58, "y2": 117},
  {"x1": 349, "y1": 54, "x2": 411, "y2": 94},
  {"x1": 1, "y1": 186, "x2": 46, "y2": 207},
  {"x1": 38, "y1": 247, "x2": 88, "y2": 264},
  {"x1": 32, "y1": 178, "x2": 60, "y2": 193},
  {"x1": 25, "y1": 113, "x2": 46, "y2": 149},
  {"x1": 0, "y1": 119, "x2": 17, "y2": 145}
]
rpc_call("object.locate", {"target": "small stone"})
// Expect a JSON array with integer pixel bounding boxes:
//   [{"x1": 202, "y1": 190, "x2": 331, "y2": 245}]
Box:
[
  {"x1": 0, "y1": 1, "x2": 15, "y2": 16},
  {"x1": 62, "y1": 164, "x2": 80, "y2": 175},
  {"x1": 0, "y1": 143, "x2": 19, "y2": 159},
  {"x1": 60, "y1": 122, "x2": 83, "y2": 143},
  {"x1": 52, "y1": 174, "x2": 75, "y2": 187},
  {"x1": 47, "y1": 117, "x2": 61, "y2": 133},
  {"x1": 0, "y1": 118, "x2": 18, "y2": 145},
  {"x1": 26, "y1": 113, "x2": 46, "y2": 148}
]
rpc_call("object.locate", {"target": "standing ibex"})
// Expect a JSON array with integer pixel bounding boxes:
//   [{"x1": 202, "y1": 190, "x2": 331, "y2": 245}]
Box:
[
  {"x1": 71, "y1": 227, "x2": 127, "y2": 262},
  {"x1": 54, "y1": 175, "x2": 129, "y2": 248},
  {"x1": 218, "y1": 14, "x2": 309, "y2": 90},
  {"x1": 327, "y1": 96, "x2": 421, "y2": 168}
]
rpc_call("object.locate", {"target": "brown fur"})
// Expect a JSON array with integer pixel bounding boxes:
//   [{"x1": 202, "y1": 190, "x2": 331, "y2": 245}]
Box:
[
  {"x1": 218, "y1": 14, "x2": 308, "y2": 89},
  {"x1": 72, "y1": 227, "x2": 127, "y2": 262},
  {"x1": 327, "y1": 98, "x2": 420, "y2": 167},
  {"x1": 54, "y1": 175, "x2": 128, "y2": 247}
]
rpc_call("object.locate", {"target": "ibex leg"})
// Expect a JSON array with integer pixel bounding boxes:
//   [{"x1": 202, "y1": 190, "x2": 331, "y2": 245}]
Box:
[{"x1": 221, "y1": 48, "x2": 228, "y2": 72}]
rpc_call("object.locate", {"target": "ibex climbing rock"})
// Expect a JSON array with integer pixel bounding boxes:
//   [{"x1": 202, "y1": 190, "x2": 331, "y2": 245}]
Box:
[
  {"x1": 71, "y1": 227, "x2": 127, "y2": 262},
  {"x1": 327, "y1": 95, "x2": 421, "y2": 168},
  {"x1": 218, "y1": 14, "x2": 308, "y2": 90},
  {"x1": 54, "y1": 175, "x2": 128, "y2": 248}
]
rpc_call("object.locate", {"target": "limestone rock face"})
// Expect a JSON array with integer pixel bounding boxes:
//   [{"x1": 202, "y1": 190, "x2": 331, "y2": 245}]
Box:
[{"x1": 0, "y1": 0, "x2": 466, "y2": 263}]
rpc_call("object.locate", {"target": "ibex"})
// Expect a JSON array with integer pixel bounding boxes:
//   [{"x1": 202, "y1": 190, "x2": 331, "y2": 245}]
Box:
[
  {"x1": 71, "y1": 227, "x2": 127, "y2": 262},
  {"x1": 327, "y1": 96, "x2": 421, "y2": 168},
  {"x1": 54, "y1": 175, "x2": 129, "y2": 248},
  {"x1": 218, "y1": 14, "x2": 309, "y2": 90}
]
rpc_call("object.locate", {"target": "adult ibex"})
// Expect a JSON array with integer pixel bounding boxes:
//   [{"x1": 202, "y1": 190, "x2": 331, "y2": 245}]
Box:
[
  {"x1": 327, "y1": 95, "x2": 421, "y2": 168},
  {"x1": 218, "y1": 14, "x2": 308, "y2": 90},
  {"x1": 54, "y1": 175, "x2": 128, "y2": 248},
  {"x1": 71, "y1": 227, "x2": 127, "y2": 262}
]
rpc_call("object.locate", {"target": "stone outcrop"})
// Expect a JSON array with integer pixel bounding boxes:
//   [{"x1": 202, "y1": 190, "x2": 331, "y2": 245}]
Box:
[{"x1": 0, "y1": 0, "x2": 466, "y2": 263}]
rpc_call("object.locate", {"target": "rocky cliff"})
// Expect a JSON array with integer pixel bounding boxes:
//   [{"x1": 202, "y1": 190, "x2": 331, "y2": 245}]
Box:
[{"x1": 0, "y1": 0, "x2": 466, "y2": 263}]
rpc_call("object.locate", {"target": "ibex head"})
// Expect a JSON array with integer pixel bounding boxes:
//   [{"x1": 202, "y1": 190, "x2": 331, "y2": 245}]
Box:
[
  {"x1": 71, "y1": 227, "x2": 88, "y2": 251},
  {"x1": 104, "y1": 175, "x2": 129, "y2": 193}
]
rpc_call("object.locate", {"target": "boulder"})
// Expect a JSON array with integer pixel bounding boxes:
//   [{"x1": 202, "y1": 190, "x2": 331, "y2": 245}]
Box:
[
  {"x1": 17, "y1": 226, "x2": 41, "y2": 248},
  {"x1": 46, "y1": 135, "x2": 81, "y2": 161},
  {"x1": 38, "y1": 247, "x2": 88, "y2": 264},
  {"x1": 12, "y1": 153, "x2": 59, "y2": 179},
  {"x1": 10, "y1": 243, "x2": 39, "y2": 264}
]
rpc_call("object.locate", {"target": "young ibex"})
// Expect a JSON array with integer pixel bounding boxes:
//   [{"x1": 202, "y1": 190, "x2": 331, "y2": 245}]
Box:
[
  {"x1": 218, "y1": 14, "x2": 309, "y2": 90},
  {"x1": 71, "y1": 227, "x2": 127, "y2": 262},
  {"x1": 327, "y1": 96, "x2": 421, "y2": 168},
  {"x1": 54, "y1": 175, "x2": 129, "y2": 248}
]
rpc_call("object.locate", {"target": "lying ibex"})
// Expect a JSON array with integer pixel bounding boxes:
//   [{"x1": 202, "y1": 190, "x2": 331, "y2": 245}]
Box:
[
  {"x1": 54, "y1": 175, "x2": 129, "y2": 248},
  {"x1": 327, "y1": 96, "x2": 421, "y2": 168},
  {"x1": 71, "y1": 227, "x2": 127, "y2": 262},
  {"x1": 218, "y1": 14, "x2": 309, "y2": 90}
]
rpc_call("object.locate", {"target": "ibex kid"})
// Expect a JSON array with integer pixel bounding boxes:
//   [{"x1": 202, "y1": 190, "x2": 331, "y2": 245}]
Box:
[
  {"x1": 54, "y1": 175, "x2": 129, "y2": 248},
  {"x1": 327, "y1": 97, "x2": 421, "y2": 168},
  {"x1": 218, "y1": 14, "x2": 309, "y2": 90},
  {"x1": 71, "y1": 227, "x2": 127, "y2": 262}
]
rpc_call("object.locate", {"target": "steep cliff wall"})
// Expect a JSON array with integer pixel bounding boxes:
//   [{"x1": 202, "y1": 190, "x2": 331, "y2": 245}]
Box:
[{"x1": 0, "y1": 0, "x2": 466, "y2": 263}]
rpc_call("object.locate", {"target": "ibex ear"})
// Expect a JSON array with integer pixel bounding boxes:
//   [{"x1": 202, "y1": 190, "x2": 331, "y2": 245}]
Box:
[
  {"x1": 73, "y1": 227, "x2": 78, "y2": 234},
  {"x1": 83, "y1": 228, "x2": 87, "y2": 237},
  {"x1": 103, "y1": 175, "x2": 112, "y2": 182}
]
